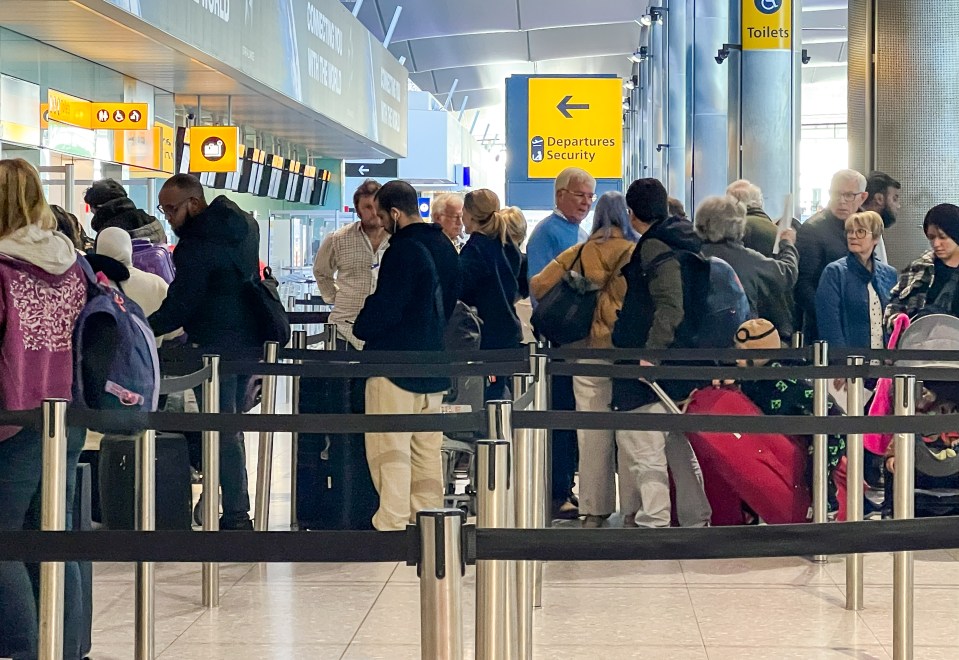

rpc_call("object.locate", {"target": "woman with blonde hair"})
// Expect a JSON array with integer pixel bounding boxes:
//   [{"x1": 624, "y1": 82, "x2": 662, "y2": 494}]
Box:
[{"x1": 0, "y1": 158, "x2": 88, "y2": 658}]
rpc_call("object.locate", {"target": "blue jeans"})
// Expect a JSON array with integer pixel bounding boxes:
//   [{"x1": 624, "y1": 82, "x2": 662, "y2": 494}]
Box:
[{"x1": 0, "y1": 426, "x2": 84, "y2": 660}]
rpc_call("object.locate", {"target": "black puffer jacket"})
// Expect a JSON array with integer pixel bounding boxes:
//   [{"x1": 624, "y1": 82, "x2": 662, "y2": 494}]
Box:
[
  {"x1": 92, "y1": 197, "x2": 167, "y2": 244},
  {"x1": 148, "y1": 196, "x2": 260, "y2": 350}
]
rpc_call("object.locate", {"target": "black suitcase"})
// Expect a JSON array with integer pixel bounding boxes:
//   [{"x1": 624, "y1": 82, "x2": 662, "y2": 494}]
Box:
[
  {"x1": 296, "y1": 377, "x2": 378, "y2": 530},
  {"x1": 99, "y1": 433, "x2": 193, "y2": 530},
  {"x1": 73, "y1": 462, "x2": 93, "y2": 658}
]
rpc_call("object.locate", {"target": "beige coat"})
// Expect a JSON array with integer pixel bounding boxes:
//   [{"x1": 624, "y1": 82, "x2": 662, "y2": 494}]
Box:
[{"x1": 529, "y1": 228, "x2": 635, "y2": 348}]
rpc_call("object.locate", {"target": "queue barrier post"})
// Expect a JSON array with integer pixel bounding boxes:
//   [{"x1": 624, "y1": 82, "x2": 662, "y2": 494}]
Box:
[
  {"x1": 323, "y1": 323, "x2": 338, "y2": 351},
  {"x1": 289, "y1": 330, "x2": 307, "y2": 530},
  {"x1": 417, "y1": 509, "x2": 466, "y2": 660},
  {"x1": 530, "y1": 354, "x2": 549, "y2": 609},
  {"x1": 791, "y1": 331, "x2": 804, "y2": 348},
  {"x1": 812, "y1": 341, "x2": 829, "y2": 563},
  {"x1": 38, "y1": 399, "x2": 68, "y2": 660},
  {"x1": 135, "y1": 428, "x2": 157, "y2": 659},
  {"x1": 893, "y1": 375, "x2": 916, "y2": 660},
  {"x1": 253, "y1": 341, "x2": 280, "y2": 532},
  {"x1": 475, "y1": 439, "x2": 513, "y2": 660},
  {"x1": 201, "y1": 355, "x2": 221, "y2": 608},
  {"x1": 511, "y1": 373, "x2": 535, "y2": 659},
  {"x1": 845, "y1": 355, "x2": 865, "y2": 611}
]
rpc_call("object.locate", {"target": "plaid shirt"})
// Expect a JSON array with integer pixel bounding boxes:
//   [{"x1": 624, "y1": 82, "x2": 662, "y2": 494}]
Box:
[
  {"x1": 884, "y1": 251, "x2": 933, "y2": 333},
  {"x1": 312, "y1": 222, "x2": 389, "y2": 348}
]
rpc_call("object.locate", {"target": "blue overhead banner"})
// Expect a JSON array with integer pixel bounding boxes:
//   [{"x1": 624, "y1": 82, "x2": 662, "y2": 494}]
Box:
[{"x1": 95, "y1": 0, "x2": 408, "y2": 156}]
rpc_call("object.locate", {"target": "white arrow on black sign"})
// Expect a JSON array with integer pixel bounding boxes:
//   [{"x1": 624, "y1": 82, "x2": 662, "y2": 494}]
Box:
[{"x1": 358, "y1": 165, "x2": 369, "y2": 175}]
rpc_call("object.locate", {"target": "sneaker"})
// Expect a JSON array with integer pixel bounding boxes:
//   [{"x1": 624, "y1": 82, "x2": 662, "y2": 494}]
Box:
[
  {"x1": 552, "y1": 498, "x2": 579, "y2": 520},
  {"x1": 219, "y1": 516, "x2": 253, "y2": 531},
  {"x1": 582, "y1": 514, "x2": 609, "y2": 529}
]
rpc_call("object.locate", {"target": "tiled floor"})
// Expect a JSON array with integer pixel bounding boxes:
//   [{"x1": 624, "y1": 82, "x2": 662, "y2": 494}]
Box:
[{"x1": 83, "y1": 384, "x2": 959, "y2": 659}]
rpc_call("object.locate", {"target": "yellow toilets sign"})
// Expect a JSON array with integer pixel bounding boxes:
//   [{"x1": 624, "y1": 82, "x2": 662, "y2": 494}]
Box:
[{"x1": 742, "y1": 0, "x2": 791, "y2": 50}]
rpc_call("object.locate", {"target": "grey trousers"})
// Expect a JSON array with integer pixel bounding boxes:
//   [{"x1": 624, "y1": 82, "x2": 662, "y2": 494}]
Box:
[{"x1": 572, "y1": 374, "x2": 619, "y2": 516}]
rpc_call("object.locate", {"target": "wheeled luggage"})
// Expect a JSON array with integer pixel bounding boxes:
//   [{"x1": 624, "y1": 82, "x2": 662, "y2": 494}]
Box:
[
  {"x1": 131, "y1": 238, "x2": 175, "y2": 284},
  {"x1": 98, "y1": 433, "x2": 193, "y2": 530},
  {"x1": 296, "y1": 377, "x2": 378, "y2": 530}
]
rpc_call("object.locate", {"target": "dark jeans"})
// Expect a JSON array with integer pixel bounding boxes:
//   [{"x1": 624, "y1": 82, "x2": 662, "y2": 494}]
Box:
[
  {"x1": 551, "y1": 375, "x2": 578, "y2": 502},
  {"x1": 192, "y1": 374, "x2": 251, "y2": 524},
  {"x1": 0, "y1": 426, "x2": 85, "y2": 660}
]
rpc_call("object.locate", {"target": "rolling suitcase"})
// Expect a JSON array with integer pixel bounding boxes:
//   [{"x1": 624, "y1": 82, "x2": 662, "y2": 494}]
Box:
[
  {"x1": 296, "y1": 377, "x2": 378, "y2": 530},
  {"x1": 99, "y1": 433, "x2": 193, "y2": 530},
  {"x1": 131, "y1": 238, "x2": 175, "y2": 284}
]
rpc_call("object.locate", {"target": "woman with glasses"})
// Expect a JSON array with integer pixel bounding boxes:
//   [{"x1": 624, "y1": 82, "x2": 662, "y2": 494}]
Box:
[{"x1": 815, "y1": 210, "x2": 897, "y2": 349}]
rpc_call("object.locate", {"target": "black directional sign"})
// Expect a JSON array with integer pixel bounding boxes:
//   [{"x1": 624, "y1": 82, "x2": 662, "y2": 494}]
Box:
[{"x1": 345, "y1": 159, "x2": 398, "y2": 178}]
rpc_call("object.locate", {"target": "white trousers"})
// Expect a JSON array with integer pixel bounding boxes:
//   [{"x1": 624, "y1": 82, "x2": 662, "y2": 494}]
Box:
[{"x1": 572, "y1": 374, "x2": 621, "y2": 516}]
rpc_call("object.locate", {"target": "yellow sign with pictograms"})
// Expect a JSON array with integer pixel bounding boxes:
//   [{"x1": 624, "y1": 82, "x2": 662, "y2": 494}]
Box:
[
  {"x1": 527, "y1": 77, "x2": 623, "y2": 179},
  {"x1": 155, "y1": 123, "x2": 175, "y2": 174},
  {"x1": 188, "y1": 126, "x2": 240, "y2": 173},
  {"x1": 742, "y1": 0, "x2": 791, "y2": 50},
  {"x1": 92, "y1": 103, "x2": 149, "y2": 130},
  {"x1": 47, "y1": 90, "x2": 93, "y2": 130}
]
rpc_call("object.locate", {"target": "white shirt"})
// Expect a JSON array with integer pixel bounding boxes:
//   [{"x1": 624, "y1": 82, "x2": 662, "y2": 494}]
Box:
[{"x1": 312, "y1": 222, "x2": 389, "y2": 349}]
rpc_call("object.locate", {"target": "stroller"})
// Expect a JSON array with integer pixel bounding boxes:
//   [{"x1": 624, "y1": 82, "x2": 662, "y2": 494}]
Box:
[
  {"x1": 440, "y1": 374, "x2": 486, "y2": 515},
  {"x1": 872, "y1": 314, "x2": 959, "y2": 517}
]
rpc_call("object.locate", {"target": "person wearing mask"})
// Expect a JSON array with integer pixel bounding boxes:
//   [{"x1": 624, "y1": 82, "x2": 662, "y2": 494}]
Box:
[
  {"x1": 85, "y1": 178, "x2": 167, "y2": 244},
  {"x1": 149, "y1": 174, "x2": 262, "y2": 530},
  {"x1": 530, "y1": 192, "x2": 638, "y2": 527},
  {"x1": 816, "y1": 211, "x2": 897, "y2": 350},
  {"x1": 459, "y1": 189, "x2": 524, "y2": 399},
  {"x1": 526, "y1": 166, "x2": 596, "y2": 519},
  {"x1": 612, "y1": 178, "x2": 712, "y2": 528},
  {"x1": 861, "y1": 171, "x2": 902, "y2": 263},
  {"x1": 795, "y1": 169, "x2": 869, "y2": 339},
  {"x1": 694, "y1": 195, "x2": 799, "y2": 339},
  {"x1": 431, "y1": 192, "x2": 466, "y2": 252},
  {"x1": 885, "y1": 204, "x2": 959, "y2": 327},
  {"x1": 353, "y1": 180, "x2": 459, "y2": 531},
  {"x1": 313, "y1": 179, "x2": 389, "y2": 349},
  {"x1": 0, "y1": 158, "x2": 88, "y2": 659}
]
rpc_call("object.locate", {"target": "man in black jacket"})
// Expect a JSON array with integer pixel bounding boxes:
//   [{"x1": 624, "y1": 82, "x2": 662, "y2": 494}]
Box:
[
  {"x1": 149, "y1": 174, "x2": 261, "y2": 530},
  {"x1": 85, "y1": 178, "x2": 168, "y2": 244},
  {"x1": 353, "y1": 180, "x2": 459, "y2": 531}
]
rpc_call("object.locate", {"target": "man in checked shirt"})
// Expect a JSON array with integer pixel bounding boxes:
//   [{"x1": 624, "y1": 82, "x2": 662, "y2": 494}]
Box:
[{"x1": 313, "y1": 179, "x2": 390, "y2": 349}]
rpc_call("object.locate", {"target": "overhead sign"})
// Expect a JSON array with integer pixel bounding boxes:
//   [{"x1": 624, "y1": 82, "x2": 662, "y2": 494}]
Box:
[
  {"x1": 92, "y1": 102, "x2": 149, "y2": 130},
  {"x1": 155, "y1": 123, "x2": 175, "y2": 174},
  {"x1": 527, "y1": 77, "x2": 622, "y2": 179},
  {"x1": 188, "y1": 126, "x2": 240, "y2": 173},
  {"x1": 742, "y1": 0, "x2": 791, "y2": 50},
  {"x1": 345, "y1": 159, "x2": 398, "y2": 178},
  {"x1": 47, "y1": 89, "x2": 93, "y2": 130}
]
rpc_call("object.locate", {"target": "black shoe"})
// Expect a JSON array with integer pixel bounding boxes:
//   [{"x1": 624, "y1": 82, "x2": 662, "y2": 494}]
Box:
[
  {"x1": 219, "y1": 516, "x2": 253, "y2": 531},
  {"x1": 552, "y1": 498, "x2": 579, "y2": 520}
]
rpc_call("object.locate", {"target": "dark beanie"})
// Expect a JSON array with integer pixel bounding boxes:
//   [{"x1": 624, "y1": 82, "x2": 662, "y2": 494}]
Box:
[
  {"x1": 84, "y1": 179, "x2": 128, "y2": 207},
  {"x1": 923, "y1": 204, "x2": 959, "y2": 244},
  {"x1": 625, "y1": 178, "x2": 668, "y2": 224}
]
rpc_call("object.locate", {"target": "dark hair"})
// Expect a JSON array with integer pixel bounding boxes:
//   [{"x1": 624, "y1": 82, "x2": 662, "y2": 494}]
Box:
[
  {"x1": 865, "y1": 171, "x2": 901, "y2": 201},
  {"x1": 374, "y1": 180, "x2": 419, "y2": 218},
  {"x1": 83, "y1": 178, "x2": 127, "y2": 207},
  {"x1": 50, "y1": 204, "x2": 84, "y2": 250},
  {"x1": 625, "y1": 178, "x2": 668, "y2": 224},
  {"x1": 923, "y1": 203, "x2": 959, "y2": 243},
  {"x1": 667, "y1": 196, "x2": 687, "y2": 218},
  {"x1": 161, "y1": 173, "x2": 205, "y2": 201},
  {"x1": 352, "y1": 179, "x2": 382, "y2": 210}
]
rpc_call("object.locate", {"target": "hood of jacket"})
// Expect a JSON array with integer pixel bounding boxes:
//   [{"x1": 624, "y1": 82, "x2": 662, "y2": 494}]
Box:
[
  {"x1": 640, "y1": 215, "x2": 702, "y2": 254},
  {"x1": 95, "y1": 226, "x2": 134, "y2": 267},
  {"x1": 175, "y1": 195, "x2": 252, "y2": 244},
  {"x1": 0, "y1": 225, "x2": 78, "y2": 275},
  {"x1": 91, "y1": 197, "x2": 157, "y2": 232}
]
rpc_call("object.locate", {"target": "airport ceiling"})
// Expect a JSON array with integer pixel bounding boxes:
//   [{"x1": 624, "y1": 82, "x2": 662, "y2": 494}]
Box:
[{"x1": 346, "y1": 0, "x2": 849, "y2": 140}]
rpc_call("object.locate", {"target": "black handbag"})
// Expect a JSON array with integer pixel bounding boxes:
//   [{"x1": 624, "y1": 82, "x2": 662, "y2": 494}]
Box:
[
  {"x1": 241, "y1": 265, "x2": 292, "y2": 346},
  {"x1": 531, "y1": 244, "x2": 601, "y2": 346}
]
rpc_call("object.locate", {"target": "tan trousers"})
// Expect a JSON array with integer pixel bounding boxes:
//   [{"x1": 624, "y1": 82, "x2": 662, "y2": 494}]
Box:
[{"x1": 364, "y1": 377, "x2": 444, "y2": 531}]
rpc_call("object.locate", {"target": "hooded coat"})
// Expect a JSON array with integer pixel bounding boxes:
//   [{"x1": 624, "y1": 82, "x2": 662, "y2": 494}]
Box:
[
  {"x1": 93, "y1": 227, "x2": 171, "y2": 318},
  {"x1": 91, "y1": 197, "x2": 168, "y2": 245}
]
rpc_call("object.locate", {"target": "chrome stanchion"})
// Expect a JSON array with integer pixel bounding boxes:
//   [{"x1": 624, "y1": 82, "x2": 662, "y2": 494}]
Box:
[
  {"x1": 417, "y1": 509, "x2": 466, "y2": 660},
  {"x1": 323, "y1": 323, "x2": 338, "y2": 351},
  {"x1": 893, "y1": 375, "x2": 916, "y2": 660},
  {"x1": 290, "y1": 329, "x2": 307, "y2": 530},
  {"x1": 475, "y1": 439, "x2": 512, "y2": 660},
  {"x1": 511, "y1": 373, "x2": 535, "y2": 660},
  {"x1": 845, "y1": 356, "x2": 865, "y2": 611},
  {"x1": 530, "y1": 354, "x2": 549, "y2": 608},
  {"x1": 39, "y1": 399, "x2": 68, "y2": 660},
  {"x1": 253, "y1": 341, "x2": 280, "y2": 532},
  {"x1": 791, "y1": 331, "x2": 804, "y2": 348},
  {"x1": 201, "y1": 355, "x2": 221, "y2": 608},
  {"x1": 135, "y1": 429, "x2": 156, "y2": 659},
  {"x1": 812, "y1": 341, "x2": 829, "y2": 563}
]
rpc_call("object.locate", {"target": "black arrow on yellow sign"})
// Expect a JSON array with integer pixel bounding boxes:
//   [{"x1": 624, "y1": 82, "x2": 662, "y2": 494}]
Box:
[{"x1": 557, "y1": 95, "x2": 590, "y2": 118}]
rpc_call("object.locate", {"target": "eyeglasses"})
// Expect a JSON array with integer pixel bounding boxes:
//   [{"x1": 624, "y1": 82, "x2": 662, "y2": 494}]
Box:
[
  {"x1": 562, "y1": 189, "x2": 598, "y2": 203},
  {"x1": 156, "y1": 198, "x2": 192, "y2": 218},
  {"x1": 831, "y1": 191, "x2": 864, "y2": 202},
  {"x1": 845, "y1": 228, "x2": 869, "y2": 239}
]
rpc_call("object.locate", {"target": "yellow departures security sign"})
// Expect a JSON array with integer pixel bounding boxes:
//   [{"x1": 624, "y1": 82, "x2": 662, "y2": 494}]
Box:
[
  {"x1": 742, "y1": 0, "x2": 791, "y2": 50},
  {"x1": 527, "y1": 77, "x2": 623, "y2": 180}
]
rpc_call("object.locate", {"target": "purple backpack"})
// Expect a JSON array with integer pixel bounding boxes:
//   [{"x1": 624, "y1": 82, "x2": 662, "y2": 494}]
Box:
[
  {"x1": 73, "y1": 258, "x2": 160, "y2": 427},
  {"x1": 131, "y1": 238, "x2": 175, "y2": 284}
]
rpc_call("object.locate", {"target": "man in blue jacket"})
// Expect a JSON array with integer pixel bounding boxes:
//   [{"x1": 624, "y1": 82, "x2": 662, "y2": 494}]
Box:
[{"x1": 353, "y1": 180, "x2": 460, "y2": 531}]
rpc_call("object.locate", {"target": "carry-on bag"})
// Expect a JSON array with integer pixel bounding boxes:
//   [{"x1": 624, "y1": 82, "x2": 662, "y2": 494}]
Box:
[{"x1": 131, "y1": 238, "x2": 175, "y2": 284}]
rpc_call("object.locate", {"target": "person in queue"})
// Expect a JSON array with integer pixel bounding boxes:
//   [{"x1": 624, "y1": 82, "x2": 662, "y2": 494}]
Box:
[
  {"x1": 51, "y1": 204, "x2": 92, "y2": 252},
  {"x1": 611, "y1": 178, "x2": 712, "y2": 528},
  {"x1": 353, "y1": 180, "x2": 459, "y2": 531},
  {"x1": 694, "y1": 195, "x2": 799, "y2": 338},
  {"x1": 526, "y1": 166, "x2": 597, "y2": 520},
  {"x1": 885, "y1": 203, "x2": 959, "y2": 326},
  {"x1": 667, "y1": 196, "x2": 687, "y2": 219},
  {"x1": 795, "y1": 169, "x2": 869, "y2": 339},
  {"x1": 530, "y1": 192, "x2": 638, "y2": 528},
  {"x1": 815, "y1": 211, "x2": 897, "y2": 350},
  {"x1": 85, "y1": 178, "x2": 167, "y2": 244},
  {"x1": 431, "y1": 192, "x2": 466, "y2": 252},
  {"x1": 861, "y1": 171, "x2": 901, "y2": 264},
  {"x1": 0, "y1": 158, "x2": 88, "y2": 659},
  {"x1": 313, "y1": 179, "x2": 389, "y2": 349},
  {"x1": 148, "y1": 174, "x2": 261, "y2": 530},
  {"x1": 501, "y1": 205, "x2": 529, "y2": 300},
  {"x1": 726, "y1": 179, "x2": 785, "y2": 258}
]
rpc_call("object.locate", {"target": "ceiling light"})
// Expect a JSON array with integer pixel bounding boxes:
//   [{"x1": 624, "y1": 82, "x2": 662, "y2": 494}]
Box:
[
  {"x1": 623, "y1": 75, "x2": 638, "y2": 90},
  {"x1": 627, "y1": 47, "x2": 649, "y2": 64},
  {"x1": 638, "y1": 14, "x2": 652, "y2": 27}
]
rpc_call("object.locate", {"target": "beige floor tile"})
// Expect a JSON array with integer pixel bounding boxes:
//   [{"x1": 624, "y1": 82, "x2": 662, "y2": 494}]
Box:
[
  {"x1": 705, "y1": 646, "x2": 890, "y2": 660},
  {"x1": 534, "y1": 645, "x2": 707, "y2": 659},
  {"x1": 93, "y1": 562, "x2": 254, "y2": 586},
  {"x1": 682, "y1": 556, "x2": 835, "y2": 587},
  {"x1": 904, "y1": 647, "x2": 959, "y2": 660},
  {"x1": 351, "y1": 583, "x2": 477, "y2": 646},
  {"x1": 173, "y1": 583, "x2": 383, "y2": 646},
  {"x1": 827, "y1": 551, "x2": 959, "y2": 587},
  {"x1": 857, "y1": 586, "x2": 959, "y2": 648},
  {"x1": 543, "y1": 560, "x2": 685, "y2": 585},
  {"x1": 342, "y1": 644, "x2": 477, "y2": 660},
  {"x1": 87, "y1": 643, "x2": 147, "y2": 660},
  {"x1": 389, "y1": 561, "x2": 476, "y2": 584},
  {"x1": 237, "y1": 561, "x2": 399, "y2": 585},
  {"x1": 689, "y1": 586, "x2": 882, "y2": 648},
  {"x1": 91, "y1": 583, "x2": 207, "y2": 652},
  {"x1": 535, "y1": 586, "x2": 702, "y2": 647},
  {"x1": 157, "y1": 641, "x2": 346, "y2": 659}
]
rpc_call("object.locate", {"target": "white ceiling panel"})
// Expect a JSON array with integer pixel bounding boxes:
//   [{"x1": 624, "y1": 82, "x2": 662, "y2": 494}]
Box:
[
  {"x1": 372, "y1": 0, "x2": 521, "y2": 41},
  {"x1": 404, "y1": 31, "x2": 531, "y2": 72},
  {"x1": 518, "y1": 0, "x2": 642, "y2": 30},
  {"x1": 528, "y1": 23, "x2": 641, "y2": 62}
]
